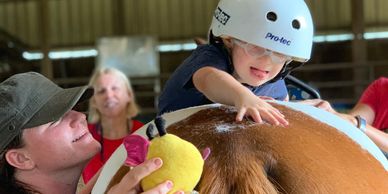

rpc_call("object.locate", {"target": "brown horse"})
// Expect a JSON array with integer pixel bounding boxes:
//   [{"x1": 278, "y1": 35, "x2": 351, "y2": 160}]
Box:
[
  {"x1": 101, "y1": 103, "x2": 388, "y2": 194},
  {"x1": 166, "y1": 104, "x2": 388, "y2": 194}
]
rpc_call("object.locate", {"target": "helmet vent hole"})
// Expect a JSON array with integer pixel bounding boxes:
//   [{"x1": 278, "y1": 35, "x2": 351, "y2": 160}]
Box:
[
  {"x1": 266, "y1": 12, "x2": 277, "y2": 22},
  {"x1": 292, "y1": 19, "x2": 301, "y2": 29}
]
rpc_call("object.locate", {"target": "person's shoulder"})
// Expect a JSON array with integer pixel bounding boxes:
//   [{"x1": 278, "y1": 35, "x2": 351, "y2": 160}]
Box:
[
  {"x1": 192, "y1": 44, "x2": 230, "y2": 66},
  {"x1": 132, "y1": 119, "x2": 144, "y2": 132},
  {"x1": 194, "y1": 44, "x2": 224, "y2": 56},
  {"x1": 87, "y1": 123, "x2": 99, "y2": 134},
  {"x1": 368, "y1": 77, "x2": 388, "y2": 90},
  {"x1": 375, "y1": 77, "x2": 388, "y2": 85},
  {"x1": 132, "y1": 119, "x2": 144, "y2": 126},
  {"x1": 88, "y1": 123, "x2": 97, "y2": 130},
  {"x1": 195, "y1": 44, "x2": 217, "y2": 50}
]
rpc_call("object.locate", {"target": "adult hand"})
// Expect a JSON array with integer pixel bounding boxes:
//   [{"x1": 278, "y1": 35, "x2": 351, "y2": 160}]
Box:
[
  {"x1": 298, "y1": 99, "x2": 336, "y2": 113},
  {"x1": 106, "y1": 158, "x2": 178, "y2": 194},
  {"x1": 258, "y1": 96, "x2": 275, "y2": 101}
]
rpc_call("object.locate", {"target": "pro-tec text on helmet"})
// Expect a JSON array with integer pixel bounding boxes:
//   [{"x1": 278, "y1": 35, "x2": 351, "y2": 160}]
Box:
[{"x1": 265, "y1": 33, "x2": 291, "y2": 46}]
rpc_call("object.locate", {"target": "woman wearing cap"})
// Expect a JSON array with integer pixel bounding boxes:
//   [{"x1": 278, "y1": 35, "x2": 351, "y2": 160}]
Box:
[
  {"x1": 158, "y1": 0, "x2": 314, "y2": 126},
  {"x1": 0, "y1": 72, "x2": 177, "y2": 194},
  {"x1": 82, "y1": 67, "x2": 144, "y2": 184}
]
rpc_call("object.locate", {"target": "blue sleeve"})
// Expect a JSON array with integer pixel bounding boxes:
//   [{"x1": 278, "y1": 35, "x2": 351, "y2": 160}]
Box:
[
  {"x1": 251, "y1": 79, "x2": 288, "y2": 100},
  {"x1": 175, "y1": 45, "x2": 231, "y2": 89},
  {"x1": 158, "y1": 45, "x2": 230, "y2": 115}
]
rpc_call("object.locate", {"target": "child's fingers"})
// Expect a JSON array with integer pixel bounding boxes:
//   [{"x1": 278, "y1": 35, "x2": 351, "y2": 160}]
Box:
[
  {"x1": 269, "y1": 109, "x2": 288, "y2": 126},
  {"x1": 265, "y1": 105, "x2": 288, "y2": 125},
  {"x1": 236, "y1": 107, "x2": 247, "y2": 122},
  {"x1": 236, "y1": 104, "x2": 288, "y2": 126},
  {"x1": 259, "y1": 109, "x2": 279, "y2": 125},
  {"x1": 250, "y1": 106, "x2": 288, "y2": 126},
  {"x1": 247, "y1": 109, "x2": 263, "y2": 123},
  {"x1": 272, "y1": 107, "x2": 285, "y2": 117}
]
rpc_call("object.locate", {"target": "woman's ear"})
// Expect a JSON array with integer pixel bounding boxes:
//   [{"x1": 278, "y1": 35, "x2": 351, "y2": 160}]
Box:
[
  {"x1": 5, "y1": 149, "x2": 35, "y2": 170},
  {"x1": 127, "y1": 89, "x2": 133, "y2": 100},
  {"x1": 90, "y1": 97, "x2": 97, "y2": 108}
]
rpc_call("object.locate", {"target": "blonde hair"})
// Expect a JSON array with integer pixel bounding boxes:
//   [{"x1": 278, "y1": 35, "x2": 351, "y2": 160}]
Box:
[{"x1": 88, "y1": 67, "x2": 139, "y2": 123}]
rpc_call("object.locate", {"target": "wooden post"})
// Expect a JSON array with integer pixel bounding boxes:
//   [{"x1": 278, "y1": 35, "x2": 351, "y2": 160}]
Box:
[
  {"x1": 112, "y1": 0, "x2": 125, "y2": 36},
  {"x1": 39, "y1": 0, "x2": 53, "y2": 79},
  {"x1": 351, "y1": 0, "x2": 368, "y2": 99}
]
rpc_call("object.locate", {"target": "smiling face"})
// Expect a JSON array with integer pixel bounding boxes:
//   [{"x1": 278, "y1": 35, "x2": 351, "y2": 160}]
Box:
[
  {"x1": 92, "y1": 72, "x2": 132, "y2": 119},
  {"x1": 227, "y1": 38, "x2": 290, "y2": 86},
  {"x1": 22, "y1": 110, "x2": 101, "y2": 172}
]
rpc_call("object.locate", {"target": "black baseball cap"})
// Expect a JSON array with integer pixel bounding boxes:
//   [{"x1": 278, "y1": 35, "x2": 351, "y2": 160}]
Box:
[{"x1": 0, "y1": 72, "x2": 93, "y2": 152}]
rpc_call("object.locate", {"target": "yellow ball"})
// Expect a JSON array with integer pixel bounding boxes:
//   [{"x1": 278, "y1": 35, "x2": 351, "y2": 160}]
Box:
[{"x1": 141, "y1": 134, "x2": 204, "y2": 194}]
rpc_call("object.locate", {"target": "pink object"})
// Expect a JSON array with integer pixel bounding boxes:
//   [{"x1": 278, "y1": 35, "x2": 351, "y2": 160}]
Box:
[
  {"x1": 123, "y1": 134, "x2": 150, "y2": 166},
  {"x1": 202, "y1": 147, "x2": 211, "y2": 160}
]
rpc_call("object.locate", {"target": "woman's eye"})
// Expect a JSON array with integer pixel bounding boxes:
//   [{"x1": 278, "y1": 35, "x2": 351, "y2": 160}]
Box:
[{"x1": 96, "y1": 89, "x2": 105, "y2": 94}]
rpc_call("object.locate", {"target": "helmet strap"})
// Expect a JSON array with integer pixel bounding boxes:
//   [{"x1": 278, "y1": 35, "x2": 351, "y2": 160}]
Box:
[
  {"x1": 209, "y1": 31, "x2": 234, "y2": 73},
  {"x1": 270, "y1": 61, "x2": 304, "y2": 83},
  {"x1": 209, "y1": 30, "x2": 224, "y2": 46}
]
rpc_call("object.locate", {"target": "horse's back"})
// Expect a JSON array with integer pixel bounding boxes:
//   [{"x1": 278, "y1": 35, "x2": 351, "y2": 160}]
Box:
[{"x1": 168, "y1": 105, "x2": 388, "y2": 194}]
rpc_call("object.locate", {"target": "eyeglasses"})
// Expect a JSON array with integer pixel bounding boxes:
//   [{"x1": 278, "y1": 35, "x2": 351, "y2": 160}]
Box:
[{"x1": 233, "y1": 39, "x2": 292, "y2": 64}]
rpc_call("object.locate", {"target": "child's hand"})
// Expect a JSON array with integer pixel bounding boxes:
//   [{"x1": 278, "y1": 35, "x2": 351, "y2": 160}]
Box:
[{"x1": 234, "y1": 94, "x2": 288, "y2": 126}]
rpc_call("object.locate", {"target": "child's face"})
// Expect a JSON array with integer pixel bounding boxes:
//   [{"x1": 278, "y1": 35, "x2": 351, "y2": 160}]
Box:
[{"x1": 230, "y1": 39, "x2": 291, "y2": 86}]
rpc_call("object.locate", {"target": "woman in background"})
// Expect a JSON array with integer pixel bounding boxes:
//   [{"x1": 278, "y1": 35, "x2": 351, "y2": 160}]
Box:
[{"x1": 82, "y1": 67, "x2": 144, "y2": 183}]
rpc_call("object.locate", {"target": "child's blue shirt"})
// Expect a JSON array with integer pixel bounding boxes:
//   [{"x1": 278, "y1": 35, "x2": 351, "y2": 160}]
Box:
[{"x1": 158, "y1": 44, "x2": 288, "y2": 115}]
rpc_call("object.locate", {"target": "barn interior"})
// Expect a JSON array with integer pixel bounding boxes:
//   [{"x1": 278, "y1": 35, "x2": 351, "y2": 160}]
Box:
[{"x1": 1, "y1": 0, "x2": 387, "y2": 122}]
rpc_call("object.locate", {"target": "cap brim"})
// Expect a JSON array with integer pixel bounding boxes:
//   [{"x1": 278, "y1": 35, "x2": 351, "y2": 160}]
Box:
[{"x1": 23, "y1": 86, "x2": 93, "y2": 129}]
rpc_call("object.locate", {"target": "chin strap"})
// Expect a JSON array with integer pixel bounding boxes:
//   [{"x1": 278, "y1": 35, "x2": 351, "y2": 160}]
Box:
[
  {"x1": 270, "y1": 61, "x2": 305, "y2": 83},
  {"x1": 208, "y1": 31, "x2": 234, "y2": 73}
]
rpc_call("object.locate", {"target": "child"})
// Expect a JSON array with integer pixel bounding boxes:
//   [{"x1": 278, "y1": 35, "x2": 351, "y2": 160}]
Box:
[{"x1": 158, "y1": 0, "x2": 314, "y2": 126}]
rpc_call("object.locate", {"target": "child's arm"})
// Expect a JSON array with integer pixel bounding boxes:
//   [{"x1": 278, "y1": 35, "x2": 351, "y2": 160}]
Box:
[{"x1": 193, "y1": 66, "x2": 288, "y2": 126}]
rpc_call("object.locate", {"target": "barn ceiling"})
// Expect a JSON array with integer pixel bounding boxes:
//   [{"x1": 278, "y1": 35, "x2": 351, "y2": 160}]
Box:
[
  {"x1": 1, "y1": 0, "x2": 388, "y2": 109},
  {"x1": 0, "y1": 0, "x2": 388, "y2": 49}
]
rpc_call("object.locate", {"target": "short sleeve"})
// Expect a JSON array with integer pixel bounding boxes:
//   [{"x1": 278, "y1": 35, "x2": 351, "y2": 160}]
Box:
[{"x1": 359, "y1": 78, "x2": 382, "y2": 112}]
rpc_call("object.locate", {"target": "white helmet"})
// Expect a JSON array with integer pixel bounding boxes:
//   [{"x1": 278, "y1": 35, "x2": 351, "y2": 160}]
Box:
[{"x1": 210, "y1": 0, "x2": 314, "y2": 62}]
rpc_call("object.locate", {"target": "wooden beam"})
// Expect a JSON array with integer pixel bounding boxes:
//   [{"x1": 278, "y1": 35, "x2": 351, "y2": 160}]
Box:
[
  {"x1": 112, "y1": 0, "x2": 125, "y2": 35},
  {"x1": 351, "y1": 0, "x2": 368, "y2": 99},
  {"x1": 39, "y1": 0, "x2": 53, "y2": 79}
]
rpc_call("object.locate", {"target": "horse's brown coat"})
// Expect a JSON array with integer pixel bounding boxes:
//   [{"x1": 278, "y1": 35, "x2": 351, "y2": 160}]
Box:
[{"x1": 167, "y1": 104, "x2": 388, "y2": 194}]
